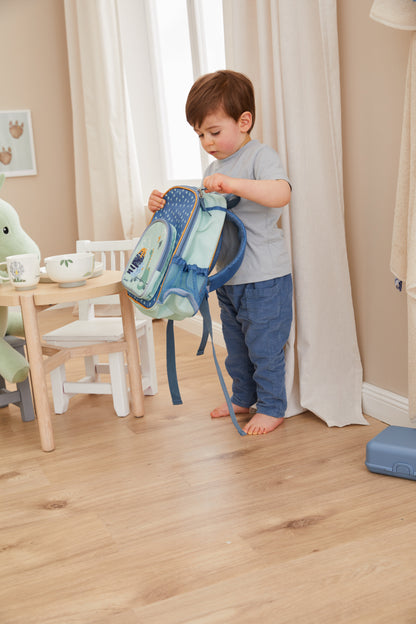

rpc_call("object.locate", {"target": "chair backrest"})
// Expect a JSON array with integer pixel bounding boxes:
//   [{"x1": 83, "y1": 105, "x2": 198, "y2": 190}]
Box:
[
  {"x1": 76, "y1": 239, "x2": 139, "y2": 271},
  {"x1": 76, "y1": 239, "x2": 141, "y2": 320}
]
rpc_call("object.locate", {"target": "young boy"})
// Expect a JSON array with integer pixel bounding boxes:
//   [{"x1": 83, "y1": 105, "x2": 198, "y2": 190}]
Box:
[{"x1": 148, "y1": 70, "x2": 292, "y2": 435}]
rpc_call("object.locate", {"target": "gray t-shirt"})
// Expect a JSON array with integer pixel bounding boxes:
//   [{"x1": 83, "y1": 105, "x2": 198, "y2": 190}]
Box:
[{"x1": 204, "y1": 139, "x2": 291, "y2": 285}]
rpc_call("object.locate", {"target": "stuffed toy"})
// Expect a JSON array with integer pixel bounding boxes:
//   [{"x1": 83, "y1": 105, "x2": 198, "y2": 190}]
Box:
[{"x1": 0, "y1": 174, "x2": 41, "y2": 383}]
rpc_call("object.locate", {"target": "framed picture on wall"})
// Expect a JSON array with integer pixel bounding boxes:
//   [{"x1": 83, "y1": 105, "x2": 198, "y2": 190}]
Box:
[{"x1": 0, "y1": 110, "x2": 37, "y2": 177}]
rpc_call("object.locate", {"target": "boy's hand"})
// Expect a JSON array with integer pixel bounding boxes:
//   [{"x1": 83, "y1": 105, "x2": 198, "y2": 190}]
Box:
[
  {"x1": 203, "y1": 173, "x2": 235, "y2": 195},
  {"x1": 148, "y1": 189, "x2": 166, "y2": 212},
  {"x1": 203, "y1": 175, "x2": 291, "y2": 208}
]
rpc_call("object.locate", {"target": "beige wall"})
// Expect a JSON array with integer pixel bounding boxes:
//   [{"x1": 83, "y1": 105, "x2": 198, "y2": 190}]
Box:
[
  {"x1": 0, "y1": 0, "x2": 410, "y2": 399},
  {"x1": 339, "y1": 0, "x2": 411, "y2": 397},
  {"x1": 1, "y1": 0, "x2": 77, "y2": 260}
]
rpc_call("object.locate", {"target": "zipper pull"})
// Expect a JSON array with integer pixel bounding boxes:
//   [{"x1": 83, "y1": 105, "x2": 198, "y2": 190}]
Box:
[{"x1": 198, "y1": 187, "x2": 213, "y2": 216}]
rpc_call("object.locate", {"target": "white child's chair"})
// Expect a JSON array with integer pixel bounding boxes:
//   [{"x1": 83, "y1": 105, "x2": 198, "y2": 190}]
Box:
[{"x1": 42, "y1": 239, "x2": 157, "y2": 417}]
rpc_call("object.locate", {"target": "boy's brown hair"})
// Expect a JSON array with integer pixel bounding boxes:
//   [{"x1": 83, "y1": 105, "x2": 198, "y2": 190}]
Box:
[{"x1": 185, "y1": 70, "x2": 255, "y2": 132}]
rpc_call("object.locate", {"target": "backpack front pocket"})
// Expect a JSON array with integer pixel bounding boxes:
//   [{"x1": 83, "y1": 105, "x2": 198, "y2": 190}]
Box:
[{"x1": 123, "y1": 219, "x2": 176, "y2": 300}]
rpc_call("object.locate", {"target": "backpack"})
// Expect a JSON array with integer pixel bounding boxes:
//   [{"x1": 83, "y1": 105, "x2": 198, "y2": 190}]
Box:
[{"x1": 122, "y1": 185, "x2": 247, "y2": 435}]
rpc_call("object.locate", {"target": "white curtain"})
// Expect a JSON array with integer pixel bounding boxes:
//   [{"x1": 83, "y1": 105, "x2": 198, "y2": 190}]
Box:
[
  {"x1": 64, "y1": 0, "x2": 146, "y2": 240},
  {"x1": 223, "y1": 0, "x2": 367, "y2": 426}
]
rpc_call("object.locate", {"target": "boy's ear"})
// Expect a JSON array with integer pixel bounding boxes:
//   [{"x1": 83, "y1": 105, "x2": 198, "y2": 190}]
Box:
[{"x1": 239, "y1": 111, "x2": 252, "y2": 132}]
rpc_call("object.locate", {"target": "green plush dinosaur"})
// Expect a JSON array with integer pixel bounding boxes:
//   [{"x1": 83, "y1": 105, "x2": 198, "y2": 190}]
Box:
[{"x1": 0, "y1": 174, "x2": 41, "y2": 383}]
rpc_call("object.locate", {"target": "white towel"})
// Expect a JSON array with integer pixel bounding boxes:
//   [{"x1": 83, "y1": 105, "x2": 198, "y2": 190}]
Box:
[
  {"x1": 390, "y1": 34, "x2": 416, "y2": 419},
  {"x1": 371, "y1": 1, "x2": 416, "y2": 419},
  {"x1": 370, "y1": 0, "x2": 416, "y2": 30}
]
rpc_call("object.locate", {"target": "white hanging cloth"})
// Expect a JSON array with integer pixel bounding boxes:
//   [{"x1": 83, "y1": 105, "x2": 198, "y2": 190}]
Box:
[
  {"x1": 371, "y1": 0, "x2": 416, "y2": 420},
  {"x1": 391, "y1": 36, "x2": 416, "y2": 421},
  {"x1": 370, "y1": 0, "x2": 416, "y2": 30}
]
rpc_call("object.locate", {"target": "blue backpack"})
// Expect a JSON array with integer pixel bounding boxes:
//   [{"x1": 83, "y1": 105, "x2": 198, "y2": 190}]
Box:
[{"x1": 122, "y1": 185, "x2": 247, "y2": 435}]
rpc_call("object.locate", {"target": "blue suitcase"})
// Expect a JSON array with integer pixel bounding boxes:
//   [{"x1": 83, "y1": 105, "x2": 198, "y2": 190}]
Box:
[{"x1": 365, "y1": 426, "x2": 416, "y2": 481}]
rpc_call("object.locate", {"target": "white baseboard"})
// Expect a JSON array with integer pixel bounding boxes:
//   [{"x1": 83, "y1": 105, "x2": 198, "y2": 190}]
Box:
[
  {"x1": 362, "y1": 382, "x2": 416, "y2": 428},
  {"x1": 179, "y1": 314, "x2": 225, "y2": 348}
]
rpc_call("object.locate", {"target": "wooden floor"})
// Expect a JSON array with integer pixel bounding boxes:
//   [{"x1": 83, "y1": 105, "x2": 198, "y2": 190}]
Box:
[{"x1": 1, "y1": 307, "x2": 415, "y2": 624}]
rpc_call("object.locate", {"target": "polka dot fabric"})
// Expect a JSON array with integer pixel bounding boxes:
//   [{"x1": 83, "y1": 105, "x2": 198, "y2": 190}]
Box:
[{"x1": 153, "y1": 187, "x2": 198, "y2": 247}]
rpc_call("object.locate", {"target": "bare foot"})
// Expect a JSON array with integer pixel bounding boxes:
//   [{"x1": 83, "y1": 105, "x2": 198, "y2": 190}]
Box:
[
  {"x1": 210, "y1": 402, "x2": 250, "y2": 419},
  {"x1": 243, "y1": 413, "x2": 284, "y2": 435}
]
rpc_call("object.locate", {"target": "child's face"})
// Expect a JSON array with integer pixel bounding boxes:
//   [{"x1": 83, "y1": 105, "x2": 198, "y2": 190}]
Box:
[{"x1": 194, "y1": 108, "x2": 251, "y2": 160}]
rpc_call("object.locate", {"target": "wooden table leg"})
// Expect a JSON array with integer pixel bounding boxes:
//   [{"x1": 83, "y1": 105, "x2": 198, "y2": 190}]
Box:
[
  {"x1": 20, "y1": 294, "x2": 55, "y2": 452},
  {"x1": 119, "y1": 290, "x2": 145, "y2": 418}
]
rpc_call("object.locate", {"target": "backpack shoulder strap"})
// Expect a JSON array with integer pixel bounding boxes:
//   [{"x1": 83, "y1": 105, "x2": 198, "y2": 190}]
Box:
[
  {"x1": 166, "y1": 319, "x2": 182, "y2": 405},
  {"x1": 199, "y1": 297, "x2": 247, "y2": 436},
  {"x1": 166, "y1": 298, "x2": 247, "y2": 435},
  {"x1": 207, "y1": 209, "x2": 247, "y2": 293},
  {"x1": 225, "y1": 194, "x2": 240, "y2": 209}
]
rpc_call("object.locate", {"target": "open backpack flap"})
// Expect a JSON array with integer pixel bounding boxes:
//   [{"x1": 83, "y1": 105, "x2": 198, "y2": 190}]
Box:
[{"x1": 122, "y1": 185, "x2": 247, "y2": 435}]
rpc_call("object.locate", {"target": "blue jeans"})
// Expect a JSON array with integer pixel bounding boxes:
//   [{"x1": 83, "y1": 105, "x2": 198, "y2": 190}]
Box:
[{"x1": 216, "y1": 274, "x2": 293, "y2": 419}]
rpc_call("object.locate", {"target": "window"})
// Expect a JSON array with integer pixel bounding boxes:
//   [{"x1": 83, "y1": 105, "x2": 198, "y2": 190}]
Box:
[
  {"x1": 118, "y1": 0, "x2": 225, "y2": 199},
  {"x1": 147, "y1": 0, "x2": 225, "y2": 184}
]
